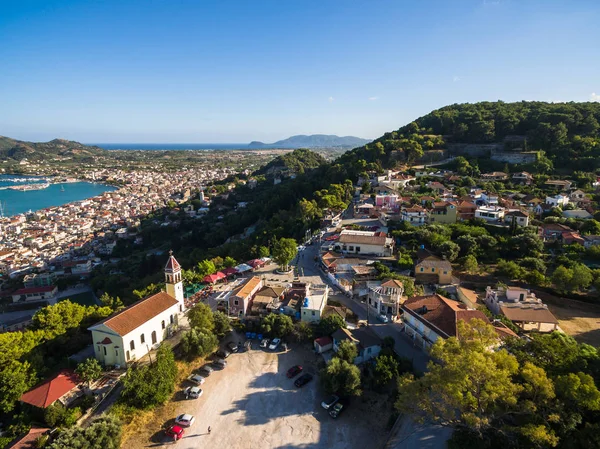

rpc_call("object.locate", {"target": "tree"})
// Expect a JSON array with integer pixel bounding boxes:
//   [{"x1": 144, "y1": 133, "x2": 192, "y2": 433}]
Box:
[
  {"x1": 132, "y1": 283, "x2": 163, "y2": 300},
  {"x1": 261, "y1": 314, "x2": 293, "y2": 338},
  {"x1": 316, "y1": 315, "x2": 346, "y2": 337},
  {"x1": 47, "y1": 415, "x2": 122, "y2": 449},
  {"x1": 373, "y1": 355, "x2": 399, "y2": 386},
  {"x1": 181, "y1": 328, "x2": 218, "y2": 357},
  {"x1": 461, "y1": 254, "x2": 478, "y2": 273},
  {"x1": 212, "y1": 311, "x2": 230, "y2": 338},
  {"x1": 0, "y1": 360, "x2": 35, "y2": 413},
  {"x1": 496, "y1": 259, "x2": 525, "y2": 280},
  {"x1": 321, "y1": 357, "x2": 362, "y2": 397},
  {"x1": 570, "y1": 263, "x2": 593, "y2": 291},
  {"x1": 99, "y1": 293, "x2": 124, "y2": 312},
  {"x1": 552, "y1": 265, "x2": 573, "y2": 293},
  {"x1": 75, "y1": 358, "x2": 102, "y2": 389},
  {"x1": 122, "y1": 345, "x2": 177, "y2": 409},
  {"x1": 437, "y1": 241, "x2": 460, "y2": 262},
  {"x1": 272, "y1": 238, "x2": 298, "y2": 271},
  {"x1": 187, "y1": 303, "x2": 215, "y2": 333},
  {"x1": 256, "y1": 246, "x2": 270, "y2": 258},
  {"x1": 336, "y1": 340, "x2": 358, "y2": 363},
  {"x1": 291, "y1": 321, "x2": 314, "y2": 343},
  {"x1": 197, "y1": 259, "x2": 216, "y2": 277},
  {"x1": 223, "y1": 256, "x2": 237, "y2": 268},
  {"x1": 396, "y1": 320, "x2": 522, "y2": 433}
]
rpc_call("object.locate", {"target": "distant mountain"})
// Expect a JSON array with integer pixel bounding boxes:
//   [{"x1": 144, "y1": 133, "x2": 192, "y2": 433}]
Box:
[
  {"x1": 0, "y1": 136, "x2": 106, "y2": 161},
  {"x1": 248, "y1": 134, "x2": 371, "y2": 149}
]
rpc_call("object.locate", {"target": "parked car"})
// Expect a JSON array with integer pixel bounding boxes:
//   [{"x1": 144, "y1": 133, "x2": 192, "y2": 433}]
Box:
[
  {"x1": 175, "y1": 413, "x2": 195, "y2": 427},
  {"x1": 212, "y1": 358, "x2": 227, "y2": 369},
  {"x1": 184, "y1": 386, "x2": 202, "y2": 399},
  {"x1": 329, "y1": 402, "x2": 344, "y2": 418},
  {"x1": 199, "y1": 365, "x2": 214, "y2": 377},
  {"x1": 294, "y1": 373, "x2": 313, "y2": 388},
  {"x1": 165, "y1": 425, "x2": 184, "y2": 441},
  {"x1": 187, "y1": 374, "x2": 205, "y2": 385},
  {"x1": 216, "y1": 349, "x2": 231, "y2": 359},
  {"x1": 269, "y1": 338, "x2": 281, "y2": 350},
  {"x1": 377, "y1": 314, "x2": 389, "y2": 323},
  {"x1": 321, "y1": 395, "x2": 340, "y2": 410},
  {"x1": 260, "y1": 338, "x2": 270, "y2": 348},
  {"x1": 286, "y1": 365, "x2": 303, "y2": 378},
  {"x1": 227, "y1": 341, "x2": 239, "y2": 353}
]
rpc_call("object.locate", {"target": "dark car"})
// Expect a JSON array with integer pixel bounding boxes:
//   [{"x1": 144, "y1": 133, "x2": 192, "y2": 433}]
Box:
[
  {"x1": 216, "y1": 349, "x2": 231, "y2": 359},
  {"x1": 198, "y1": 365, "x2": 214, "y2": 377},
  {"x1": 226, "y1": 341, "x2": 239, "y2": 353},
  {"x1": 294, "y1": 373, "x2": 313, "y2": 388},
  {"x1": 286, "y1": 365, "x2": 303, "y2": 378},
  {"x1": 329, "y1": 402, "x2": 344, "y2": 418},
  {"x1": 212, "y1": 358, "x2": 227, "y2": 369}
]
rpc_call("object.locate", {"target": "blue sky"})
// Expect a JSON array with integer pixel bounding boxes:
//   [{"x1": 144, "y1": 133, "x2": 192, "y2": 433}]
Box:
[{"x1": 1, "y1": 0, "x2": 598, "y2": 143}]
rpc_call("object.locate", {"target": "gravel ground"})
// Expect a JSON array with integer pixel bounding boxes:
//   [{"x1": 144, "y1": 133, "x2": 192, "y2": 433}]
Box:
[{"x1": 123, "y1": 343, "x2": 388, "y2": 449}]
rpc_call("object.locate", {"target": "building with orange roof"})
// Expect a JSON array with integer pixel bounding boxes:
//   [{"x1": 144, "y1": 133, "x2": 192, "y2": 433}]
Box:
[
  {"x1": 229, "y1": 276, "x2": 263, "y2": 318},
  {"x1": 20, "y1": 370, "x2": 81, "y2": 409},
  {"x1": 88, "y1": 253, "x2": 185, "y2": 367}
]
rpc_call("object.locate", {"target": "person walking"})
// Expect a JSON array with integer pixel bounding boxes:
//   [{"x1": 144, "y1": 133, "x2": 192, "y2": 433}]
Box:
[{"x1": 208, "y1": 426, "x2": 211, "y2": 434}]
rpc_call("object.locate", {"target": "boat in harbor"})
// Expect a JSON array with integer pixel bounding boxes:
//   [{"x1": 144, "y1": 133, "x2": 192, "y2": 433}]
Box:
[{"x1": 60, "y1": 185, "x2": 65, "y2": 192}]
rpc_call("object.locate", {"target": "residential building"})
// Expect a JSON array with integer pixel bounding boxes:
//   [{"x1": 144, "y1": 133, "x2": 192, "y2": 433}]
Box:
[
  {"x1": 6, "y1": 427, "x2": 51, "y2": 449},
  {"x1": 301, "y1": 285, "x2": 329, "y2": 322},
  {"x1": 401, "y1": 205, "x2": 427, "y2": 225},
  {"x1": 546, "y1": 194, "x2": 570, "y2": 208},
  {"x1": 457, "y1": 200, "x2": 477, "y2": 221},
  {"x1": 475, "y1": 206, "x2": 505, "y2": 222},
  {"x1": 545, "y1": 180, "x2": 572, "y2": 191},
  {"x1": 401, "y1": 294, "x2": 489, "y2": 351},
  {"x1": 484, "y1": 285, "x2": 559, "y2": 332},
  {"x1": 414, "y1": 253, "x2": 453, "y2": 284},
  {"x1": 20, "y1": 370, "x2": 82, "y2": 409},
  {"x1": 504, "y1": 210, "x2": 530, "y2": 227},
  {"x1": 23, "y1": 272, "x2": 55, "y2": 288},
  {"x1": 250, "y1": 285, "x2": 286, "y2": 316},
  {"x1": 481, "y1": 172, "x2": 509, "y2": 181},
  {"x1": 314, "y1": 336, "x2": 333, "y2": 354},
  {"x1": 367, "y1": 279, "x2": 404, "y2": 316},
  {"x1": 229, "y1": 276, "x2": 263, "y2": 318},
  {"x1": 562, "y1": 209, "x2": 593, "y2": 220},
  {"x1": 583, "y1": 235, "x2": 600, "y2": 248},
  {"x1": 335, "y1": 230, "x2": 394, "y2": 256},
  {"x1": 428, "y1": 201, "x2": 457, "y2": 224},
  {"x1": 11, "y1": 285, "x2": 58, "y2": 304},
  {"x1": 512, "y1": 172, "x2": 533, "y2": 185},
  {"x1": 539, "y1": 223, "x2": 574, "y2": 241},
  {"x1": 88, "y1": 253, "x2": 185, "y2": 367},
  {"x1": 331, "y1": 327, "x2": 382, "y2": 364},
  {"x1": 281, "y1": 282, "x2": 308, "y2": 318},
  {"x1": 375, "y1": 194, "x2": 399, "y2": 209}
]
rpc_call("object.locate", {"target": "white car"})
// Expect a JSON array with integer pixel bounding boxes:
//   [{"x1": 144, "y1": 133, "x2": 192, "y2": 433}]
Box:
[
  {"x1": 269, "y1": 338, "x2": 281, "y2": 350},
  {"x1": 187, "y1": 374, "x2": 205, "y2": 385},
  {"x1": 184, "y1": 386, "x2": 202, "y2": 399},
  {"x1": 175, "y1": 413, "x2": 195, "y2": 427},
  {"x1": 377, "y1": 314, "x2": 389, "y2": 323},
  {"x1": 260, "y1": 338, "x2": 270, "y2": 348}
]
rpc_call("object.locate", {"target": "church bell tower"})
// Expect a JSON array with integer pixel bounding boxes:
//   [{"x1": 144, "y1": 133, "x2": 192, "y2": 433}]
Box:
[{"x1": 165, "y1": 251, "x2": 184, "y2": 312}]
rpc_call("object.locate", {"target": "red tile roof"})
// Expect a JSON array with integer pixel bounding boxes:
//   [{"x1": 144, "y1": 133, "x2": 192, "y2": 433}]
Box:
[
  {"x1": 20, "y1": 370, "x2": 80, "y2": 409},
  {"x1": 164, "y1": 253, "x2": 181, "y2": 272},
  {"x1": 13, "y1": 286, "x2": 57, "y2": 295},
  {"x1": 89, "y1": 292, "x2": 178, "y2": 337},
  {"x1": 402, "y1": 294, "x2": 488, "y2": 338},
  {"x1": 7, "y1": 427, "x2": 50, "y2": 449}
]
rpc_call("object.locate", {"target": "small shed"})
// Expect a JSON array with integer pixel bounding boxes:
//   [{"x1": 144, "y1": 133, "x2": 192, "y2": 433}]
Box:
[{"x1": 314, "y1": 336, "x2": 333, "y2": 354}]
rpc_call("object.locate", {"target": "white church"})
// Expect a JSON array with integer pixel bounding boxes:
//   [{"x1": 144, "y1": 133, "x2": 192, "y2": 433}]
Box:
[{"x1": 88, "y1": 252, "x2": 185, "y2": 368}]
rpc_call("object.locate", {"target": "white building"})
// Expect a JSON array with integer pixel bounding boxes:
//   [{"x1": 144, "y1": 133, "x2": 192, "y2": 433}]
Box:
[
  {"x1": 88, "y1": 253, "x2": 185, "y2": 367},
  {"x1": 475, "y1": 206, "x2": 505, "y2": 222},
  {"x1": 367, "y1": 279, "x2": 404, "y2": 316},
  {"x1": 301, "y1": 285, "x2": 329, "y2": 322},
  {"x1": 334, "y1": 230, "x2": 394, "y2": 257},
  {"x1": 401, "y1": 205, "x2": 427, "y2": 225},
  {"x1": 12, "y1": 285, "x2": 58, "y2": 304},
  {"x1": 545, "y1": 194, "x2": 570, "y2": 208}
]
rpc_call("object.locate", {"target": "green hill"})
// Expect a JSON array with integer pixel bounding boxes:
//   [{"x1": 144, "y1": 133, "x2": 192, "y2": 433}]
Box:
[
  {"x1": 340, "y1": 101, "x2": 600, "y2": 172},
  {"x1": 0, "y1": 136, "x2": 106, "y2": 161}
]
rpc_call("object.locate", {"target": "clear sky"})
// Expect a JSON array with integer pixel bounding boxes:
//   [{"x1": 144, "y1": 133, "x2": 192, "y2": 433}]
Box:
[{"x1": 1, "y1": 0, "x2": 598, "y2": 143}]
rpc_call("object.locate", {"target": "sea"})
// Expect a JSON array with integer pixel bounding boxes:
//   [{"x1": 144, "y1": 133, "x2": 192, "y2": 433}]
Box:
[
  {"x1": 92, "y1": 143, "x2": 250, "y2": 151},
  {"x1": 0, "y1": 175, "x2": 117, "y2": 217}
]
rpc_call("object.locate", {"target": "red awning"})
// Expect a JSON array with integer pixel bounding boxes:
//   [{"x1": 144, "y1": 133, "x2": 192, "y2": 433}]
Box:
[
  {"x1": 247, "y1": 259, "x2": 265, "y2": 268},
  {"x1": 222, "y1": 267, "x2": 238, "y2": 277}
]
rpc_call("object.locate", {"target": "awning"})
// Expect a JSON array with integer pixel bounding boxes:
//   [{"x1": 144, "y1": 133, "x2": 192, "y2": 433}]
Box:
[
  {"x1": 247, "y1": 259, "x2": 265, "y2": 268},
  {"x1": 222, "y1": 267, "x2": 238, "y2": 277},
  {"x1": 235, "y1": 263, "x2": 252, "y2": 273}
]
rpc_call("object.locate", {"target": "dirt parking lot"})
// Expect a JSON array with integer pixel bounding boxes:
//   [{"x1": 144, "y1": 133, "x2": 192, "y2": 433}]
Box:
[
  {"x1": 123, "y1": 342, "x2": 389, "y2": 449},
  {"x1": 548, "y1": 302, "x2": 600, "y2": 346}
]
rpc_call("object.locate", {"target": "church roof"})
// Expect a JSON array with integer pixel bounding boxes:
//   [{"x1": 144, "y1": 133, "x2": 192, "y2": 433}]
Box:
[
  {"x1": 165, "y1": 252, "x2": 181, "y2": 272},
  {"x1": 89, "y1": 292, "x2": 178, "y2": 337}
]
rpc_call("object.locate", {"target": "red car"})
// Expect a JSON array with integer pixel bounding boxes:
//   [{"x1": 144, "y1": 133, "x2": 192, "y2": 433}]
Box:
[
  {"x1": 287, "y1": 365, "x2": 303, "y2": 378},
  {"x1": 165, "y1": 425, "x2": 185, "y2": 441}
]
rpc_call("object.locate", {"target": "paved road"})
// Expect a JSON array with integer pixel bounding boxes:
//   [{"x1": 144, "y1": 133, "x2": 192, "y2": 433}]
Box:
[
  {"x1": 385, "y1": 418, "x2": 451, "y2": 449},
  {"x1": 295, "y1": 233, "x2": 430, "y2": 374}
]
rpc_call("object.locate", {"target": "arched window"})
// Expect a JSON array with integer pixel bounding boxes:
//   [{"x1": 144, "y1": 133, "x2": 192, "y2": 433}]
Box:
[
  {"x1": 130, "y1": 340, "x2": 135, "y2": 351},
  {"x1": 151, "y1": 331, "x2": 157, "y2": 344},
  {"x1": 161, "y1": 320, "x2": 165, "y2": 330}
]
